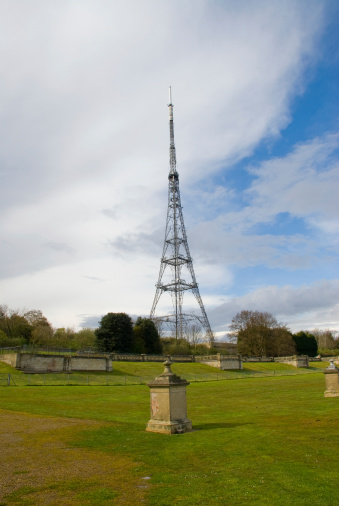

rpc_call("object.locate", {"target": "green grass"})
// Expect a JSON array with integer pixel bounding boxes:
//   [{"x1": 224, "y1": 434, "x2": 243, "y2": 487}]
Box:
[
  {"x1": 1, "y1": 359, "x2": 329, "y2": 386},
  {"x1": 1, "y1": 371, "x2": 338, "y2": 505}
]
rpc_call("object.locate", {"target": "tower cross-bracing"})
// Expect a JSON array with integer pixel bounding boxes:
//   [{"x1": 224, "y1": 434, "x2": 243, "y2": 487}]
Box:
[{"x1": 150, "y1": 88, "x2": 214, "y2": 344}]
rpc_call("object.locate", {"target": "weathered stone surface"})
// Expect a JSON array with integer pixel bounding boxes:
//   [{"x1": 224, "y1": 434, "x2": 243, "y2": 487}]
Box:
[
  {"x1": 195, "y1": 354, "x2": 242, "y2": 370},
  {"x1": 276, "y1": 355, "x2": 309, "y2": 368},
  {"x1": 324, "y1": 360, "x2": 339, "y2": 397},
  {"x1": 0, "y1": 353, "x2": 112, "y2": 372},
  {"x1": 146, "y1": 360, "x2": 192, "y2": 434}
]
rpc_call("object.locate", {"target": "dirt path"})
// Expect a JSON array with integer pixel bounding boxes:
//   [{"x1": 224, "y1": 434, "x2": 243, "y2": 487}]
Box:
[{"x1": 0, "y1": 410, "x2": 148, "y2": 505}]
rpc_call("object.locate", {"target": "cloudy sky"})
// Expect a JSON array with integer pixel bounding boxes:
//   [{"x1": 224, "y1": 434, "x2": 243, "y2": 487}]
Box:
[{"x1": 1, "y1": 0, "x2": 338, "y2": 338}]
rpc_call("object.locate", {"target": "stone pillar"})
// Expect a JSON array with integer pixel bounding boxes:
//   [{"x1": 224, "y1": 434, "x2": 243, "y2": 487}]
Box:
[
  {"x1": 63, "y1": 356, "x2": 71, "y2": 372},
  {"x1": 106, "y1": 357, "x2": 112, "y2": 372},
  {"x1": 146, "y1": 360, "x2": 192, "y2": 434},
  {"x1": 324, "y1": 360, "x2": 339, "y2": 397}
]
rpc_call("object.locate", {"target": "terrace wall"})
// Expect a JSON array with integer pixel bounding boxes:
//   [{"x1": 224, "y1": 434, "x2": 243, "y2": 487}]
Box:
[
  {"x1": 195, "y1": 354, "x2": 243, "y2": 370},
  {"x1": 0, "y1": 353, "x2": 20, "y2": 368},
  {"x1": 276, "y1": 356, "x2": 309, "y2": 368},
  {"x1": 0, "y1": 353, "x2": 112, "y2": 373}
]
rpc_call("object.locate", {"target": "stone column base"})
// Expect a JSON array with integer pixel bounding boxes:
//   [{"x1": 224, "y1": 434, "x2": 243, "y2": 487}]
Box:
[
  {"x1": 146, "y1": 418, "x2": 192, "y2": 434},
  {"x1": 324, "y1": 390, "x2": 339, "y2": 397}
]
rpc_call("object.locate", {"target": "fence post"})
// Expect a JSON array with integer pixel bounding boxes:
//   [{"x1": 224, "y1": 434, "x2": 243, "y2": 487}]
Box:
[
  {"x1": 7, "y1": 374, "x2": 10, "y2": 386},
  {"x1": 87, "y1": 375, "x2": 89, "y2": 385}
]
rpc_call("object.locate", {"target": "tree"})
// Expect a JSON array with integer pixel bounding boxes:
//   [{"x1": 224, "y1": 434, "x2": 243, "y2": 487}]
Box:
[
  {"x1": 24, "y1": 309, "x2": 53, "y2": 346},
  {"x1": 95, "y1": 313, "x2": 134, "y2": 353},
  {"x1": 23, "y1": 309, "x2": 51, "y2": 329},
  {"x1": 133, "y1": 317, "x2": 162, "y2": 354},
  {"x1": 161, "y1": 337, "x2": 191, "y2": 356},
  {"x1": 311, "y1": 329, "x2": 337, "y2": 350},
  {"x1": 292, "y1": 331, "x2": 318, "y2": 356},
  {"x1": 0, "y1": 305, "x2": 53, "y2": 346},
  {"x1": 52, "y1": 328, "x2": 77, "y2": 348},
  {"x1": 271, "y1": 327, "x2": 296, "y2": 356},
  {"x1": 183, "y1": 323, "x2": 202, "y2": 348},
  {"x1": 0, "y1": 328, "x2": 14, "y2": 347},
  {"x1": 0, "y1": 305, "x2": 32, "y2": 344},
  {"x1": 229, "y1": 310, "x2": 295, "y2": 357},
  {"x1": 30, "y1": 325, "x2": 54, "y2": 346},
  {"x1": 73, "y1": 329, "x2": 96, "y2": 350}
]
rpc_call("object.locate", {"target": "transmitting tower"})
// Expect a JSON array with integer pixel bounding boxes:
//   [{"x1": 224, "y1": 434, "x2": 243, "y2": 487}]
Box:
[{"x1": 150, "y1": 88, "x2": 214, "y2": 344}]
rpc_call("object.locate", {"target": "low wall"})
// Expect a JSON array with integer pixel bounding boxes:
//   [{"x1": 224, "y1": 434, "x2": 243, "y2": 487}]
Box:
[
  {"x1": 0, "y1": 353, "x2": 20, "y2": 368},
  {"x1": 111, "y1": 354, "x2": 194, "y2": 363},
  {"x1": 71, "y1": 356, "x2": 112, "y2": 372},
  {"x1": 0, "y1": 353, "x2": 112, "y2": 373},
  {"x1": 0, "y1": 352, "x2": 243, "y2": 371},
  {"x1": 195, "y1": 354, "x2": 243, "y2": 370},
  {"x1": 241, "y1": 356, "x2": 310, "y2": 367},
  {"x1": 242, "y1": 357, "x2": 274, "y2": 362},
  {"x1": 276, "y1": 356, "x2": 309, "y2": 368},
  {"x1": 19, "y1": 353, "x2": 65, "y2": 373}
]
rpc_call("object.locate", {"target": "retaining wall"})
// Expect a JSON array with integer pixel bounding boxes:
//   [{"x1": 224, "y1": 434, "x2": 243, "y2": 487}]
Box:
[
  {"x1": 276, "y1": 356, "x2": 309, "y2": 368},
  {"x1": 0, "y1": 353, "x2": 112, "y2": 373},
  {"x1": 196, "y1": 354, "x2": 243, "y2": 370},
  {"x1": 0, "y1": 353, "x2": 20, "y2": 368}
]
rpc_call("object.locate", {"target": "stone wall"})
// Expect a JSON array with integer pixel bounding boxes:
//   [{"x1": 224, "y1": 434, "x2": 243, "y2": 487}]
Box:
[
  {"x1": 195, "y1": 354, "x2": 243, "y2": 370},
  {"x1": 71, "y1": 356, "x2": 112, "y2": 372},
  {"x1": 111, "y1": 354, "x2": 194, "y2": 363},
  {"x1": 3, "y1": 351, "x2": 312, "y2": 371},
  {"x1": 0, "y1": 353, "x2": 20, "y2": 368},
  {"x1": 0, "y1": 353, "x2": 112, "y2": 373},
  {"x1": 242, "y1": 356, "x2": 274, "y2": 362},
  {"x1": 275, "y1": 355, "x2": 309, "y2": 368},
  {"x1": 242, "y1": 356, "x2": 310, "y2": 367},
  {"x1": 18, "y1": 353, "x2": 65, "y2": 373}
]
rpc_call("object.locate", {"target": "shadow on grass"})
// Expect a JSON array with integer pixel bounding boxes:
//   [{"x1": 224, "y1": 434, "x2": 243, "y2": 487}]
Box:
[{"x1": 194, "y1": 422, "x2": 252, "y2": 431}]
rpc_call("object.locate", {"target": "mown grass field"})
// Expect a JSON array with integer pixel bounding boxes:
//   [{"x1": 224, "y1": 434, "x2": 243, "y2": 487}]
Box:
[
  {"x1": 0, "y1": 358, "x2": 329, "y2": 386},
  {"x1": 0, "y1": 362, "x2": 338, "y2": 505}
]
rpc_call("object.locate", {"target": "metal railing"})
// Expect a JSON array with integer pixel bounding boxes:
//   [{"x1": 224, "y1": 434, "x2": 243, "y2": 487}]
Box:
[{"x1": 0, "y1": 367, "x2": 325, "y2": 387}]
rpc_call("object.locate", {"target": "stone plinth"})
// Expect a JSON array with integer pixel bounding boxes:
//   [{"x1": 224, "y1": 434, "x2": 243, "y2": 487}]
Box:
[
  {"x1": 324, "y1": 360, "x2": 339, "y2": 397},
  {"x1": 146, "y1": 360, "x2": 192, "y2": 434}
]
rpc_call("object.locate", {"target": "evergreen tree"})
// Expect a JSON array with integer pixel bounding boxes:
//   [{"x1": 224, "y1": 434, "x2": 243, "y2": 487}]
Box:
[
  {"x1": 292, "y1": 331, "x2": 318, "y2": 356},
  {"x1": 95, "y1": 312, "x2": 134, "y2": 353},
  {"x1": 133, "y1": 317, "x2": 162, "y2": 354}
]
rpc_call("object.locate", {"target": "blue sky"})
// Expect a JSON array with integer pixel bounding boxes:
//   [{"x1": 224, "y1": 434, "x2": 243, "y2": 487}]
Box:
[{"x1": 0, "y1": 0, "x2": 338, "y2": 338}]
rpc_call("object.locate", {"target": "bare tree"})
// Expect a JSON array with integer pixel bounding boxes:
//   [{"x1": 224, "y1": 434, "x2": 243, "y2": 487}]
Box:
[
  {"x1": 311, "y1": 329, "x2": 338, "y2": 350},
  {"x1": 229, "y1": 310, "x2": 295, "y2": 357},
  {"x1": 183, "y1": 323, "x2": 202, "y2": 348}
]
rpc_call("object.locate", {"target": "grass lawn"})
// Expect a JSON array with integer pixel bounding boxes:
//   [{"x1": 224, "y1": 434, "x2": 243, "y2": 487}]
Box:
[
  {"x1": 1, "y1": 367, "x2": 338, "y2": 505},
  {"x1": 0, "y1": 359, "x2": 329, "y2": 387}
]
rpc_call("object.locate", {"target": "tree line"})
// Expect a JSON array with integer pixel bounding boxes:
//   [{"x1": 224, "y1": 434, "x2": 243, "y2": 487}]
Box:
[
  {"x1": 229, "y1": 310, "x2": 339, "y2": 357},
  {"x1": 0, "y1": 305, "x2": 163, "y2": 354},
  {"x1": 0, "y1": 305, "x2": 215, "y2": 355},
  {"x1": 1, "y1": 304, "x2": 338, "y2": 356}
]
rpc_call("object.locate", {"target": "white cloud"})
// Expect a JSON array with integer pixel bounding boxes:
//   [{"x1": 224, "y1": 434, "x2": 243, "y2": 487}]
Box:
[
  {"x1": 247, "y1": 133, "x2": 339, "y2": 225},
  {"x1": 210, "y1": 279, "x2": 339, "y2": 335},
  {"x1": 0, "y1": 0, "x2": 335, "y2": 332}
]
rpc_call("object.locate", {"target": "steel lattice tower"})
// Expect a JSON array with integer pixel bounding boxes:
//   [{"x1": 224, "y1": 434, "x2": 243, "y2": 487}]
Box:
[{"x1": 150, "y1": 88, "x2": 214, "y2": 344}]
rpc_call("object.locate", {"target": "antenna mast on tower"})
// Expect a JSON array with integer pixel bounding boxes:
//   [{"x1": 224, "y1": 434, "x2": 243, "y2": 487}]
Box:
[{"x1": 150, "y1": 87, "x2": 214, "y2": 344}]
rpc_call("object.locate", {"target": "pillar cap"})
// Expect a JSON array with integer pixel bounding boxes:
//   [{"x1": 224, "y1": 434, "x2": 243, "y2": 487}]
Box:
[
  {"x1": 324, "y1": 359, "x2": 339, "y2": 374},
  {"x1": 147, "y1": 360, "x2": 190, "y2": 387}
]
